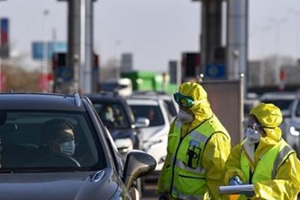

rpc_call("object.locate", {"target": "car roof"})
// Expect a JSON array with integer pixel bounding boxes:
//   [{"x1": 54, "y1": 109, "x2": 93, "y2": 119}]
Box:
[
  {"x1": 126, "y1": 98, "x2": 161, "y2": 106},
  {"x1": 0, "y1": 92, "x2": 87, "y2": 111},
  {"x1": 84, "y1": 92, "x2": 124, "y2": 103}
]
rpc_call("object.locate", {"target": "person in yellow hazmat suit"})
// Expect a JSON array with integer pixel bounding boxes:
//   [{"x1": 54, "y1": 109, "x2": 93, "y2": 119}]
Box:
[
  {"x1": 156, "y1": 82, "x2": 231, "y2": 200},
  {"x1": 224, "y1": 103, "x2": 300, "y2": 200}
]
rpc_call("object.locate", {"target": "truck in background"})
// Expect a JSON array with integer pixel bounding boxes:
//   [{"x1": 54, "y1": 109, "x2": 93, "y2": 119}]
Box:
[
  {"x1": 121, "y1": 71, "x2": 178, "y2": 94},
  {"x1": 100, "y1": 78, "x2": 133, "y2": 97}
]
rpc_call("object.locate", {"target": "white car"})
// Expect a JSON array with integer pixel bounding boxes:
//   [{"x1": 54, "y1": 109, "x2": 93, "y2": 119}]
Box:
[
  {"x1": 126, "y1": 97, "x2": 170, "y2": 172},
  {"x1": 130, "y1": 91, "x2": 179, "y2": 118}
]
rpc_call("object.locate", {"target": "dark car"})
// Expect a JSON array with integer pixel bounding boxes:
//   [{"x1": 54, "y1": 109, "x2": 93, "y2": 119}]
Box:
[
  {"x1": 0, "y1": 92, "x2": 156, "y2": 200},
  {"x1": 85, "y1": 92, "x2": 149, "y2": 156}
]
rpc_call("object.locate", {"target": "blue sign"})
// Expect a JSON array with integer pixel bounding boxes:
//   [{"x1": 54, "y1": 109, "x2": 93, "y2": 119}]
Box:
[
  {"x1": 205, "y1": 64, "x2": 226, "y2": 79},
  {"x1": 32, "y1": 42, "x2": 67, "y2": 60}
]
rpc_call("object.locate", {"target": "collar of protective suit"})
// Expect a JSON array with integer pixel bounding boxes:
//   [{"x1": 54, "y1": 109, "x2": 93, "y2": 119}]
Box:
[
  {"x1": 181, "y1": 104, "x2": 213, "y2": 136},
  {"x1": 255, "y1": 127, "x2": 282, "y2": 154}
]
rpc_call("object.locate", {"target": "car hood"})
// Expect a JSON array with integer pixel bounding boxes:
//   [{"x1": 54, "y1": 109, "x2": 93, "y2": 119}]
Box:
[{"x1": 0, "y1": 168, "x2": 122, "y2": 200}]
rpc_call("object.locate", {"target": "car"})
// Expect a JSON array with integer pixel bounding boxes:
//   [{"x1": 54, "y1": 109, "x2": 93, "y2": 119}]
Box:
[
  {"x1": 85, "y1": 92, "x2": 149, "y2": 157},
  {"x1": 130, "y1": 91, "x2": 179, "y2": 118},
  {"x1": 0, "y1": 92, "x2": 156, "y2": 200},
  {"x1": 126, "y1": 97, "x2": 170, "y2": 173}
]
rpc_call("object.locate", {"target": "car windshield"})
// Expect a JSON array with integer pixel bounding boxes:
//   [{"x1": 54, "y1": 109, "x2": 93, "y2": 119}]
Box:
[
  {"x1": 130, "y1": 105, "x2": 164, "y2": 127},
  {"x1": 0, "y1": 110, "x2": 105, "y2": 172},
  {"x1": 93, "y1": 102, "x2": 130, "y2": 129}
]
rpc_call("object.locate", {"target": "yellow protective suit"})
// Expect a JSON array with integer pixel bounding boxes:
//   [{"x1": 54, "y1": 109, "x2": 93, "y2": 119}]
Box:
[
  {"x1": 224, "y1": 103, "x2": 300, "y2": 200},
  {"x1": 156, "y1": 82, "x2": 231, "y2": 200}
]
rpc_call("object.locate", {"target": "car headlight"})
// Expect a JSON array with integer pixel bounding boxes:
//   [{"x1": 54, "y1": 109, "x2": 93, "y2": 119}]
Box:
[
  {"x1": 115, "y1": 138, "x2": 133, "y2": 153},
  {"x1": 289, "y1": 126, "x2": 300, "y2": 136}
]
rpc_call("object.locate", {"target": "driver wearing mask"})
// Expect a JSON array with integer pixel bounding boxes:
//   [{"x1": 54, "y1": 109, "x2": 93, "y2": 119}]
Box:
[{"x1": 39, "y1": 119, "x2": 80, "y2": 167}]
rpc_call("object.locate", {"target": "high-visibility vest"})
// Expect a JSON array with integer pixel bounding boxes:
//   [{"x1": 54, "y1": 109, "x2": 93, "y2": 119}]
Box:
[
  {"x1": 236, "y1": 139, "x2": 295, "y2": 200},
  {"x1": 163, "y1": 115, "x2": 229, "y2": 199}
]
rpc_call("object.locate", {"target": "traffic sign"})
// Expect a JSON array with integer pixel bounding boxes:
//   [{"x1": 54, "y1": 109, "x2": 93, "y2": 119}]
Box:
[
  {"x1": 205, "y1": 64, "x2": 226, "y2": 79},
  {"x1": 32, "y1": 41, "x2": 67, "y2": 60}
]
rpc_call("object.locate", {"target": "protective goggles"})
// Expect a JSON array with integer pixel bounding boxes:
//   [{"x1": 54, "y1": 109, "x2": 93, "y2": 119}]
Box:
[
  {"x1": 173, "y1": 92, "x2": 195, "y2": 108},
  {"x1": 242, "y1": 120, "x2": 262, "y2": 131}
]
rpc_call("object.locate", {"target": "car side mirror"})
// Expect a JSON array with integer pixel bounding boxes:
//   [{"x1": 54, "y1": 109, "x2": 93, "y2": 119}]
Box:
[
  {"x1": 135, "y1": 117, "x2": 150, "y2": 128},
  {"x1": 123, "y1": 150, "x2": 156, "y2": 190}
]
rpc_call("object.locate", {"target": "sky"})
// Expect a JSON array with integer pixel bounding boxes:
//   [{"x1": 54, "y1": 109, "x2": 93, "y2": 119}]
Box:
[{"x1": 0, "y1": 0, "x2": 300, "y2": 73}]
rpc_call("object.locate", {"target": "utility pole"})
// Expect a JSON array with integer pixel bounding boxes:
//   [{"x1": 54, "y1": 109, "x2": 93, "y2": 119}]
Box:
[
  {"x1": 42, "y1": 9, "x2": 49, "y2": 93},
  {"x1": 58, "y1": 0, "x2": 97, "y2": 94}
]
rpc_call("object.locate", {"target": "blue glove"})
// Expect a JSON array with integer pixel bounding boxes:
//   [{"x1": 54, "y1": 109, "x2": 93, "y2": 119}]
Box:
[{"x1": 229, "y1": 176, "x2": 243, "y2": 185}]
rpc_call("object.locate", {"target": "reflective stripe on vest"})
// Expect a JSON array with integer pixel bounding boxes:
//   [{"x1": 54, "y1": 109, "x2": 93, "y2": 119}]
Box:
[
  {"x1": 271, "y1": 144, "x2": 294, "y2": 179},
  {"x1": 164, "y1": 116, "x2": 229, "y2": 199},
  {"x1": 170, "y1": 154, "x2": 206, "y2": 174},
  {"x1": 241, "y1": 139, "x2": 294, "y2": 183}
]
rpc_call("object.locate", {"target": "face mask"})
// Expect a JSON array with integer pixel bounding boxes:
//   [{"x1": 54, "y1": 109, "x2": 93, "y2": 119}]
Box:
[
  {"x1": 177, "y1": 110, "x2": 193, "y2": 123},
  {"x1": 245, "y1": 128, "x2": 261, "y2": 144},
  {"x1": 105, "y1": 113, "x2": 114, "y2": 121},
  {"x1": 60, "y1": 141, "x2": 75, "y2": 156}
]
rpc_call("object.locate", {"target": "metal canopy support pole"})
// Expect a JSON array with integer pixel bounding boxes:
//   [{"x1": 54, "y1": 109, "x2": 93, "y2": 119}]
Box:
[
  {"x1": 226, "y1": 0, "x2": 248, "y2": 79},
  {"x1": 69, "y1": 0, "x2": 81, "y2": 93},
  {"x1": 80, "y1": 0, "x2": 93, "y2": 94},
  {"x1": 58, "y1": 0, "x2": 96, "y2": 94},
  {"x1": 201, "y1": 0, "x2": 223, "y2": 76}
]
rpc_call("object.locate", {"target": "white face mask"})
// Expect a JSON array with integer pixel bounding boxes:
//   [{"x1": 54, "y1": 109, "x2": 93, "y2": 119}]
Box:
[
  {"x1": 60, "y1": 141, "x2": 75, "y2": 156},
  {"x1": 177, "y1": 110, "x2": 193, "y2": 123},
  {"x1": 105, "y1": 112, "x2": 114, "y2": 121},
  {"x1": 245, "y1": 128, "x2": 261, "y2": 144}
]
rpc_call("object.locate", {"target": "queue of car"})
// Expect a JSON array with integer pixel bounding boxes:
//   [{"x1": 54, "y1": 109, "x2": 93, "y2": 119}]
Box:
[
  {"x1": 3, "y1": 89, "x2": 300, "y2": 199},
  {"x1": 0, "y1": 92, "x2": 156, "y2": 200}
]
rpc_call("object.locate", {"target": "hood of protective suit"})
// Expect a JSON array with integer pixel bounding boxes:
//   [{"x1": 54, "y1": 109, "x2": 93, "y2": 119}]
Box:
[
  {"x1": 250, "y1": 103, "x2": 282, "y2": 142},
  {"x1": 178, "y1": 82, "x2": 212, "y2": 122}
]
